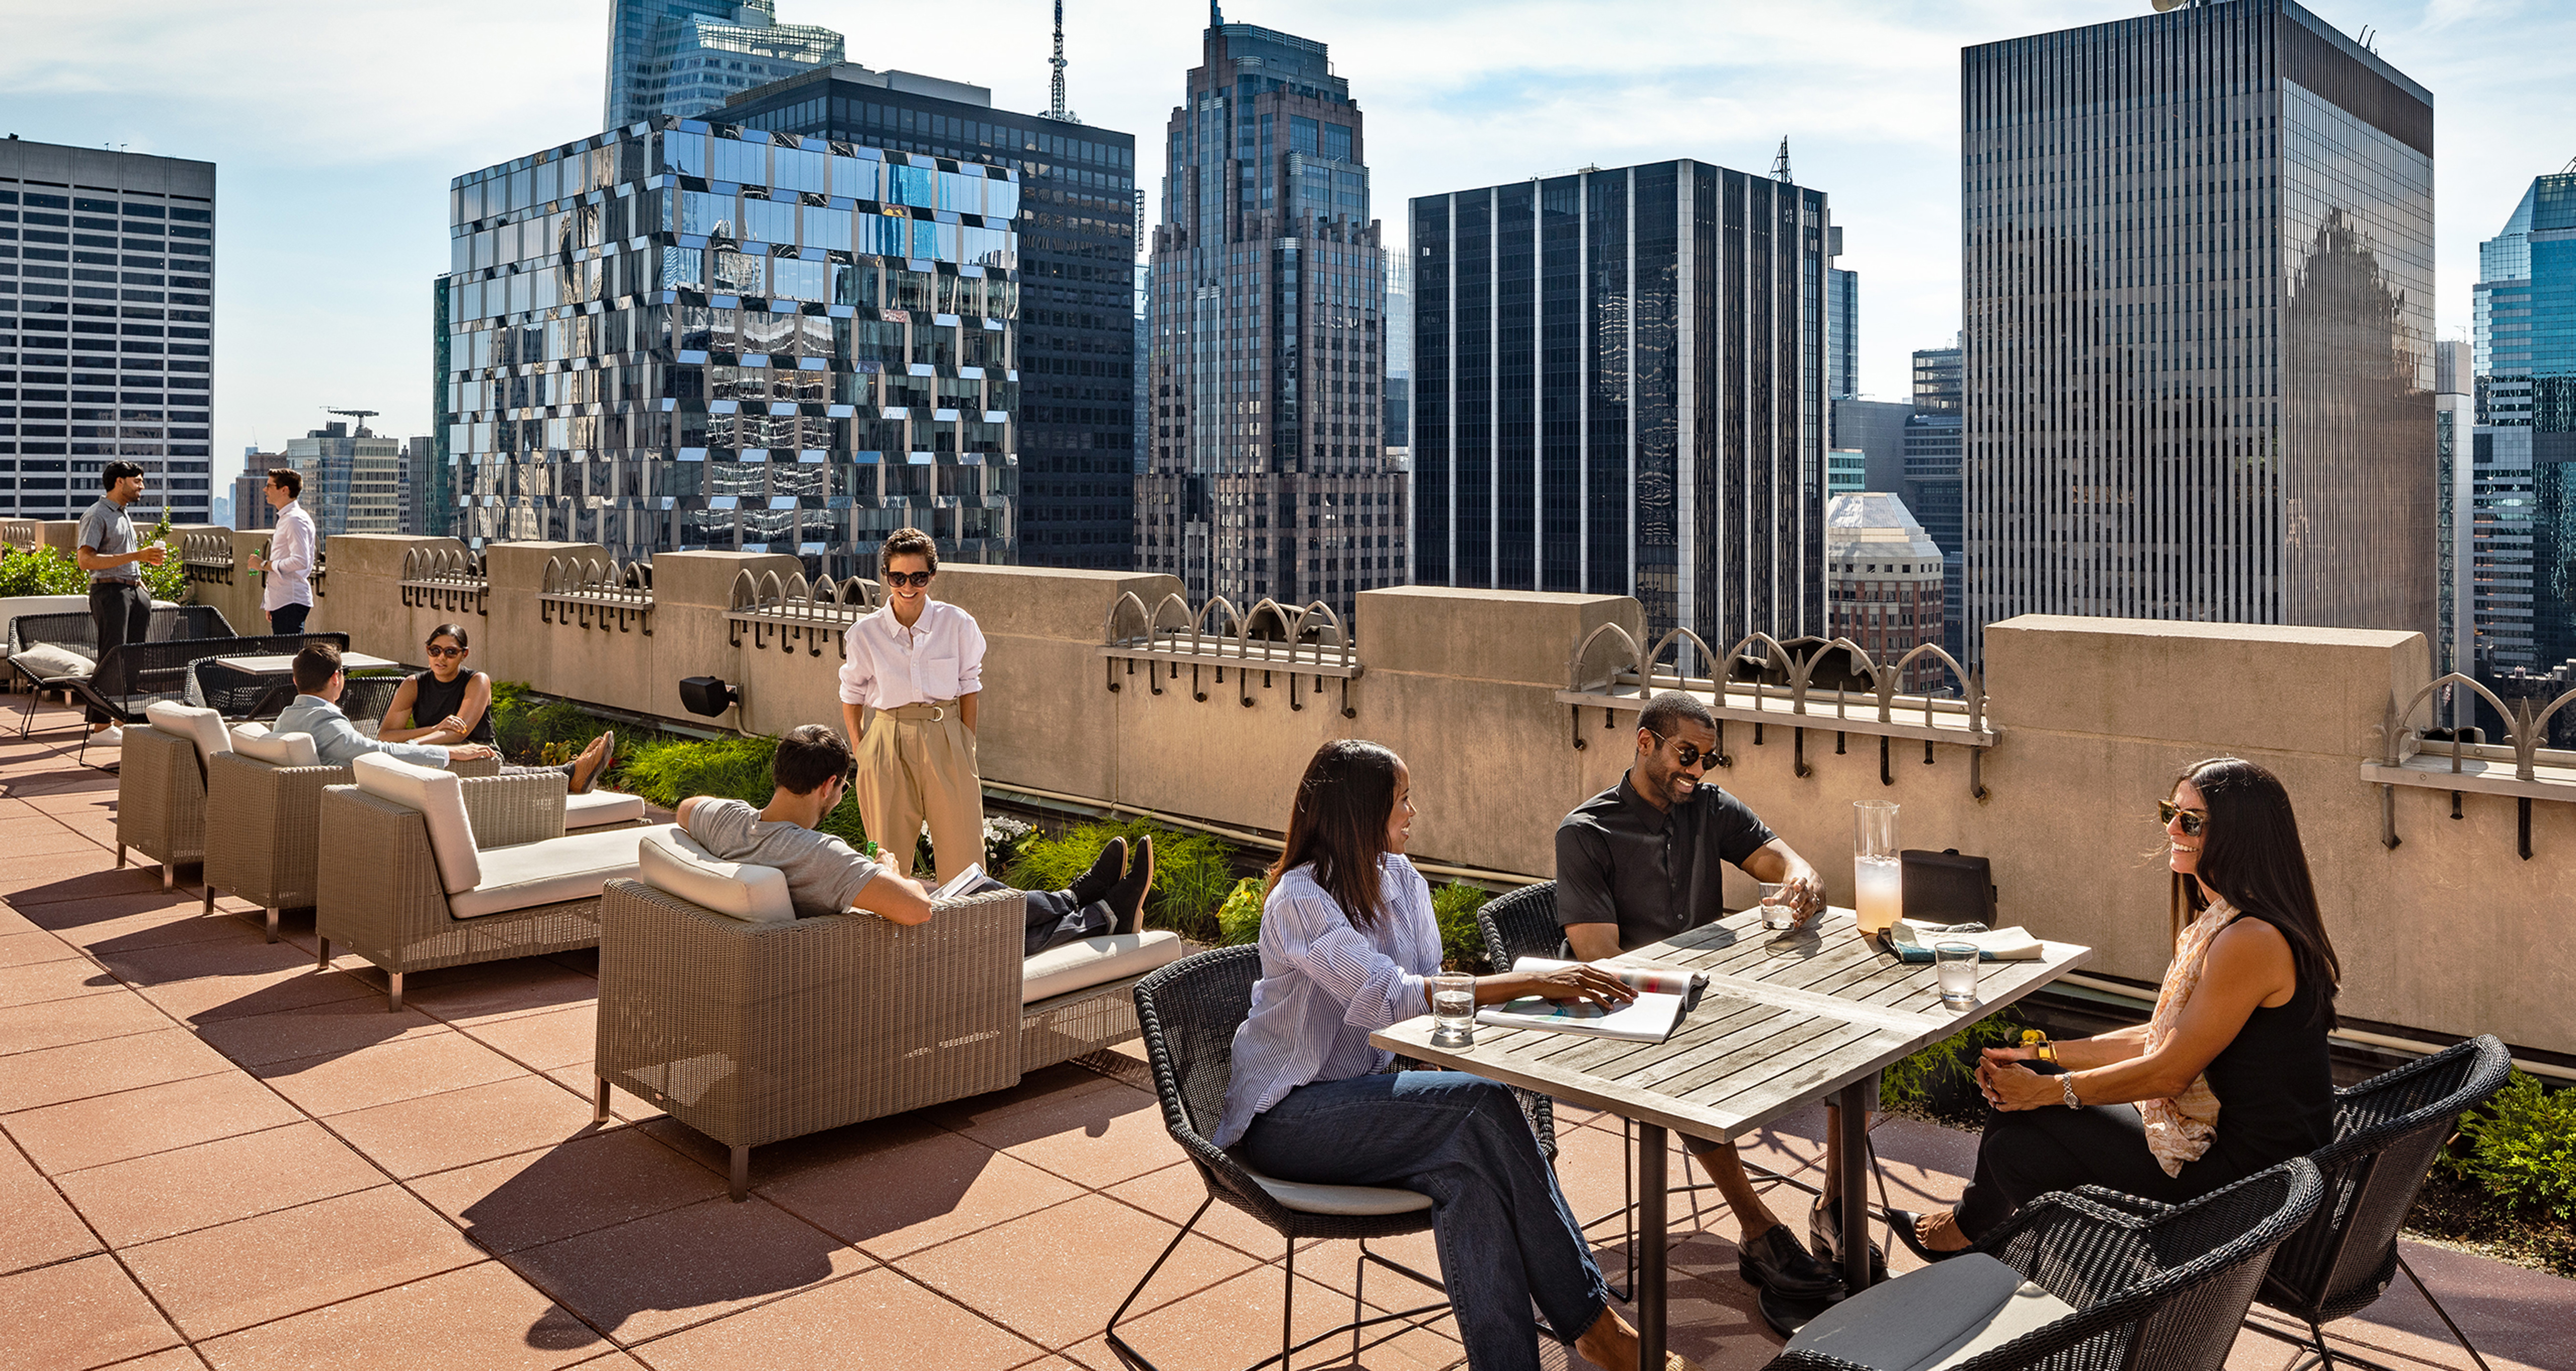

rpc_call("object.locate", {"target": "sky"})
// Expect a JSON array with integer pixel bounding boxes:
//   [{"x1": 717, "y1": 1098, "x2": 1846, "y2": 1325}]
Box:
[{"x1": 6, "y1": 0, "x2": 2572, "y2": 501}]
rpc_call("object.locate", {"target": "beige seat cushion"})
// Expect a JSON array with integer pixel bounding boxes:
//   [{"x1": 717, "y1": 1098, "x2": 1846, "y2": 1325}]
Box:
[
  {"x1": 143, "y1": 701, "x2": 231, "y2": 767},
  {"x1": 637, "y1": 826, "x2": 794, "y2": 924},
  {"x1": 448, "y1": 824, "x2": 661, "y2": 919},
  {"x1": 1234, "y1": 1162, "x2": 1431, "y2": 1216},
  {"x1": 1022, "y1": 929, "x2": 1185, "y2": 1005},
  {"x1": 13, "y1": 643, "x2": 94, "y2": 680},
  {"x1": 351, "y1": 752, "x2": 480, "y2": 894},
  {"x1": 1784, "y1": 1252, "x2": 2078, "y2": 1371},
  {"x1": 564, "y1": 789, "x2": 647, "y2": 829},
  {"x1": 229, "y1": 722, "x2": 322, "y2": 768}
]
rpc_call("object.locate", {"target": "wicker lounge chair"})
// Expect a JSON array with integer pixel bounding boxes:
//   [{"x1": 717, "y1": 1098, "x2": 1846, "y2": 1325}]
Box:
[
  {"x1": 114, "y1": 702, "x2": 233, "y2": 888},
  {"x1": 316, "y1": 752, "x2": 652, "y2": 1010},
  {"x1": 1763, "y1": 1160, "x2": 2322, "y2": 1370}
]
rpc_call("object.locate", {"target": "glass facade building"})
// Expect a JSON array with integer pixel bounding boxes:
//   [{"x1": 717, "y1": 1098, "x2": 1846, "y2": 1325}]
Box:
[
  {"x1": 0, "y1": 139, "x2": 215, "y2": 525},
  {"x1": 1961, "y1": 0, "x2": 2435, "y2": 664},
  {"x1": 1826, "y1": 266, "x2": 1858, "y2": 405},
  {"x1": 604, "y1": 0, "x2": 844, "y2": 128},
  {"x1": 2470, "y1": 170, "x2": 2576, "y2": 680},
  {"x1": 441, "y1": 117, "x2": 1020, "y2": 571},
  {"x1": 1138, "y1": 18, "x2": 1403, "y2": 617},
  {"x1": 285, "y1": 422, "x2": 405, "y2": 540},
  {"x1": 1902, "y1": 344, "x2": 1965, "y2": 658},
  {"x1": 1410, "y1": 160, "x2": 1832, "y2": 647},
  {"x1": 719, "y1": 64, "x2": 1139, "y2": 570}
]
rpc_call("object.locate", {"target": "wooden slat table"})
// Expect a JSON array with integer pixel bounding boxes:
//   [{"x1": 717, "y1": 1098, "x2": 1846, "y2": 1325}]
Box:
[{"x1": 1373, "y1": 907, "x2": 2091, "y2": 1366}]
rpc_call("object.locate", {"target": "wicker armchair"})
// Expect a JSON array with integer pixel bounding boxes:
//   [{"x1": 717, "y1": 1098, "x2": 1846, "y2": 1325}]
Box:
[
  {"x1": 1110, "y1": 946, "x2": 1451, "y2": 1371},
  {"x1": 203, "y1": 745, "x2": 501, "y2": 942},
  {"x1": 116, "y1": 720, "x2": 213, "y2": 888},
  {"x1": 1764, "y1": 1160, "x2": 2322, "y2": 1371},
  {"x1": 315, "y1": 769, "x2": 618, "y2": 1010},
  {"x1": 2245, "y1": 1034, "x2": 2514, "y2": 1371},
  {"x1": 592, "y1": 879, "x2": 1029, "y2": 1200}
]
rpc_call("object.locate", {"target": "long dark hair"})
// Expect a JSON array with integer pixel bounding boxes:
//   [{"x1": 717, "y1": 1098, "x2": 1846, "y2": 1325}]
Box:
[
  {"x1": 1268, "y1": 740, "x2": 1403, "y2": 930},
  {"x1": 2171, "y1": 757, "x2": 2342, "y2": 1029}
]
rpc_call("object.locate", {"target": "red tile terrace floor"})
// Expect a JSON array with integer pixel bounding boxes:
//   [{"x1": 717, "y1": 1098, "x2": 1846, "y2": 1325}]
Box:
[{"x1": 2, "y1": 698, "x2": 2566, "y2": 1371}]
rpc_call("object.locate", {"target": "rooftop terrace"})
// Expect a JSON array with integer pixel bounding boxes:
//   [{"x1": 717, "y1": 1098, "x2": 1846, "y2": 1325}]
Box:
[{"x1": 3, "y1": 526, "x2": 2569, "y2": 1369}]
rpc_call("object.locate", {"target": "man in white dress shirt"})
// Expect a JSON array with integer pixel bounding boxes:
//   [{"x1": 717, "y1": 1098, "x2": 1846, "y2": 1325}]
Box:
[
  {"x1": 248, "y1": 468, "x2": 317, "y2": 636},
  {"x1": 838, "y1": 527, "x2": 987, "y2": 884}
]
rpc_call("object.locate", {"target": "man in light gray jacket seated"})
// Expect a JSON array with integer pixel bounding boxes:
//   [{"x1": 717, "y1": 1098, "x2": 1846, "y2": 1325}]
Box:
[{"x1": 273, "y1": 643, "x2": 610, "y2": 791}]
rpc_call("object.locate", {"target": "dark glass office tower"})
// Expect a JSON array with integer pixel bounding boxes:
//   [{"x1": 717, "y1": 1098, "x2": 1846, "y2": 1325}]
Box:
[
  {"x1": 2470, "y1": 169, "x2": 2576, "y2": 682},
  {"x1": 0, "y1": 139, "x2": 215, "y2": 525},
  {"x1": 1411, "y1": 162, "x2": 1831, "y2": 646},
  {"x1": 1137, "y1": 16, "x2": 1402, "y2": 617},
  {"x1": 724, "y1": 65, "x2": 1138, "y2": 570},
  {"x1": 1961, "y1": 0, "x2": 2435, "y2": 664}
]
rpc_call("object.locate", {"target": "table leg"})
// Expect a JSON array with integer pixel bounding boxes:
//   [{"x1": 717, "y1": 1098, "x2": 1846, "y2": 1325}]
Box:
[
  {"x1": 1637, "y1": 1122, "x2": 1666, "y2": 1368},
  {"x1": 1836, "y1": 1076, "x2": 1875, "y2": 1293}
]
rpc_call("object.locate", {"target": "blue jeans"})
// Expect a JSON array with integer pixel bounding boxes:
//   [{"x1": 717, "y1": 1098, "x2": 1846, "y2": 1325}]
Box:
[{"x1": 1239, "y1": 1071, "x2": 1608, "y2": 1371}]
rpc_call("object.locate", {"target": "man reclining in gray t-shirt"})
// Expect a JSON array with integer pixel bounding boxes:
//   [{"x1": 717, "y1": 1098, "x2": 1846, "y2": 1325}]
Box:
[{"x1": 675, "y1": 724, "x2": 1152, "y2": 956}]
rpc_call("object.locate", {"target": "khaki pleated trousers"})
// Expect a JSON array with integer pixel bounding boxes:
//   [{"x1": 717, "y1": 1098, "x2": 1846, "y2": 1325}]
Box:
[{"x1": 856, "y1": 699, "x2": 985, "y2": 883}]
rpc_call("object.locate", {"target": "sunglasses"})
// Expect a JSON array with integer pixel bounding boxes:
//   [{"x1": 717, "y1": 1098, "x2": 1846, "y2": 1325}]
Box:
[
  {"x1": 1647, "y1": 731, "x2": 1717, "y2": 772},
  {"x1": 884, "y1": 570, "x2": 935, "y2": 588},
  {"x1": 2157, "y1": 800, "x2": 2209, "y2": 837},
  {"x1": 425, "y1": 644, "x2": 465, "y2": 659}
]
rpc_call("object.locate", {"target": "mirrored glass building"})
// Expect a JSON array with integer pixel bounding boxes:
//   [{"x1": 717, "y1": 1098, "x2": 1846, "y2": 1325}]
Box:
[
  {"x1": 0, "y1": 139, "x2": 215, "y2": 525},
  {"x1": 441, "y1": 117, "x2": 1020, "y2": 572},
  {"x1": 2471, "y1": 167, "x2": 2576, "y2": 682},
  {"x1": 1960, "y1": 0, "x2": 2435, "y2": 663},
  {"x1": 1410, "y1": 161, "x2": 1833, "y2": 649},
  {"x1": 604, "y1": 0, "x2": 844, "y2": 128}
]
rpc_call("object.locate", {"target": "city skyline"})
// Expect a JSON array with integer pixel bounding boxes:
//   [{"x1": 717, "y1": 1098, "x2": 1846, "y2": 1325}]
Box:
[{"x1": 12, "y1": 1, "x2": 2564, "y2": 503}]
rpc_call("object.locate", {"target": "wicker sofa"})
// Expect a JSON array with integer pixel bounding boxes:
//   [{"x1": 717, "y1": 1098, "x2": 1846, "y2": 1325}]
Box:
[
  {"x1": 596, "y1": 830, "x2": 1185, "y2": 1198},
  {"x1": 115, "y1": 702, "x2": 235, "y2": 888},
  {"x1": 316, "y1": 753, "x2": 654, "y2": 1010}
]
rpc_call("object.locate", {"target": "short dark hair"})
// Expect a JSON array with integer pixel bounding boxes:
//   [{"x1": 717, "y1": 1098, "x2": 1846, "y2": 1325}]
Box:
[
  {"x1": 268, "y1": 467, "x2": 302, "y2": 498},
  {"x1": 879, "y1": 526, "x2": 937, "y2": 578},
  {"x1": 291, "y1": 642, "x2": 343, "y2": 695},
  {"x1": 427, "y1": 623, "x2": 470, "y2": 650},
  {"x1": 772, "y1": 724, "x2": 852, "y2": 797},
  {"x1": 1638, "y1": 690, "x2": 1716, "y2": 739},
  {"x1": 101, "y1": 461, "x2": 144, "y2": 488}
]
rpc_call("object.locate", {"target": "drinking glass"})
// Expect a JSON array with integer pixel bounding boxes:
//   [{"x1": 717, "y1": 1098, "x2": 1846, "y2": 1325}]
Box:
[
  {"x1": 1934, "y1": 942, "x2": 1980, "y2": 1009},
  {"x1": 1854, "y1": 801, "x2": 1903, "y2": 938},
  {"x1": 1430, "y1": 972, "x2": 1477, "y2": 1047},
  {"x1": 1757, "y1": 881, "x2": 1798, "y2": 931}
]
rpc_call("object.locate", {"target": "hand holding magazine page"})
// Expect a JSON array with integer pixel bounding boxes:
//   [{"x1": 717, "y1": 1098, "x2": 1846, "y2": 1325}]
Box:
[
  {"x1": 1511, "y1": 956, "x2": 1709, "y2": 1006},
  {"x1": 1476, "y1": 956, "x2": 1688, "y2": 1042}
]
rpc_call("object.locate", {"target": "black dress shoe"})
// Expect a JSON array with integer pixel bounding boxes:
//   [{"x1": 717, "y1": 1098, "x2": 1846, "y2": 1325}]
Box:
[
  {"x1": 1809, "y1": 1196, "x2": 1889, "y2": 1285},
  {"x1": 1070, "y1": 837, "x2": 1125, "y2": 907},
  {"x1": 1886, "y1": 1207, "x2": 1972, "y2": 1264},
  {"x1": 1735, "y1": 1222, "x2": 1844, "y2": 1300}
]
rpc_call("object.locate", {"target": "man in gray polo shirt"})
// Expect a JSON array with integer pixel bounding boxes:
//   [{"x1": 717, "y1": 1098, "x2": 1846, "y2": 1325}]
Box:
[{"x1": 74, "y1": 461, "x2": 166, "y2": 744}]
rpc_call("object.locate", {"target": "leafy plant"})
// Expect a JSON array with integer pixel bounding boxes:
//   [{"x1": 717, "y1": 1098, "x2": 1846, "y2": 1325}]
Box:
[
  {"x1": 617, "y1": 731, "x2": 869, "y2": 845},
  {"x1": 1217, "y1": 876, "x2": 1266, "y2": 946},
  {"x1": 2445, "y1": 1072, "x2": 2576, "y2": 1222},
  {"x1": 1879, "y1": 1012, "x2": 2028, "y2": 1116},
  {"x1": 984, "y1": 815, "x2": 1035, "y2": 875},
  {"x1": 138, "y1": 515, "x2": 187, "y2": 604},
  {"x1": 0, "y1": 545, "x2": 87, "y2": 597},
  {"x1": 1432, "y1": 881, "x2": 1497, "y2": 972}
]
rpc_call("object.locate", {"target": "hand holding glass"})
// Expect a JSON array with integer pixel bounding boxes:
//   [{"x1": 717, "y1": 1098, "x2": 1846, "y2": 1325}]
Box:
[
  {"x1": 1757, "y1": 882, "x2": 1799, "y2": 931},
  {"x1": 1430, "y1": 972, "x2": 1478, "y2": 1046}
]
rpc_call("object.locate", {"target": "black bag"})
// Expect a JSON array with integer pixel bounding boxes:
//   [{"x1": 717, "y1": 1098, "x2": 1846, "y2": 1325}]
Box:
[{"x1": 1902, "y1": 848, "x2": 1995, "y2": 925}]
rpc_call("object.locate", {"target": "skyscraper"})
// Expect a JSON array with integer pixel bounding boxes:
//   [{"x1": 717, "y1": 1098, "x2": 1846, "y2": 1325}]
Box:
[
  {"x1": 286, "y1": 421, "x2": 404, "y2": 540},
  {"x1": 1409, "y1": 159, "x2": 1833, "y2": 646},
  {"x1": 2470, "y1": 168, "x2": 2576, "y2": 686},
  {"x1": 0, "y1": 138, "x2": 215, "y2": 526},
  {"x1": 1826, "y1": 265, "x2": 1859, "y2": 405},
  {"x1": 1903, "y1": 345, "x2": 1965, "y2": 660},
  {"x1": 604, "y1": 0, "x2": 844, "y2": 128},
  {"x1": 2434, "y1": 338, "x2": 2467, "y2": 709},
  {"x1": 1137, "y1": 15, "x2": 1402, "y2": 618},
  {"x1": 722, "y1": 64, "x2": 1139, "y2": 570},
  {"x1": 1961, "y1": 1, "x2": 2435, "y2": 663}
]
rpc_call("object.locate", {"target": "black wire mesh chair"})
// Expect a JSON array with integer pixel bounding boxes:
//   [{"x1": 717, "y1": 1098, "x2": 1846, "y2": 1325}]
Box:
[
  {"x1": 1111, "y1": 946, "x2": 1452, "y2": 1371},
  {"x1": 2243, "y1": 1034, "x2": 2513, "y2": 1371},
  {"x1": 64, "y1": 633, "x2": 350, "y2": 766},
  {"x1": 215, "y1": 667, "x2": 407, "y2": 728},
  {"x1": 10, "y1": 605, "x2": 233, "y2": 737},
  {"x1": 1477, "y1": 881, "x2": 1894, "y2": 1301}
]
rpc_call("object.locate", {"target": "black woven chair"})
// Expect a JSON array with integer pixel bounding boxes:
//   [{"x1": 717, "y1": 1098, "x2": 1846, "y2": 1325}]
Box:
[
  {"x1": 203, "y1": 660, "x2": 406, "y2": 726},
  {"x1": 2244, "y1": 1034, "x2": 2513, "y2": 1371},
  {"x1": 1111, "y1": 946, "x2": 1451, "y2": 1371},
  {"x1": 1762, "y1": 1159, "x2": 2323, "y2": 1371},
  {"x1": 10, "y1": 605, "x2": 233, "y2": 736},
  {"x1": 65, "y1": 633, "x2": 350, "y2": 765}
]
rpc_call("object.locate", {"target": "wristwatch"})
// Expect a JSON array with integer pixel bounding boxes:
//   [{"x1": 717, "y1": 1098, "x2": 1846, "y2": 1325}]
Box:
[{"x1": 2061, "y1": 1075, "x2": 2083, "y2": 1110}]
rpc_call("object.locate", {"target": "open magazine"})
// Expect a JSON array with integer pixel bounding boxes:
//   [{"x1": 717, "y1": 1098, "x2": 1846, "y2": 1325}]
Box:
[
  {"x1": 1475, "y1": 956, "x2": 1691, "y2": 1042},
  {"x1": 931, "y1": 864, "x2": 988, "y2": 901}
]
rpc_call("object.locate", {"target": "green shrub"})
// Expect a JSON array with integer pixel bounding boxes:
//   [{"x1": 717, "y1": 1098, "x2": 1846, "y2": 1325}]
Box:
[
  {"x1": 1006, "y1": 818, "x2": 1241, "y2": 942},
  {"x1": 1432, "y1": 881, "x2": 1497, "y2": 972},
  {"x1": 1879, "y1": 1013, "x2": 2027, "y2": 1115},
  {"x1": 0, "y1": 545, "x2": 87, "y2": 597},
  {"x1": 138, "y1": 516, "x2": 186, "y2": 604},
  {"x1": 1217, "y1": 876, "x2": 1266, "y2": 945},
  {"x1": 2445, "y1": 1071, "x2": 2576, "y2": 1222},
  {"x1": 617, "y1": 732, "x2": 870, "y2": 845}
]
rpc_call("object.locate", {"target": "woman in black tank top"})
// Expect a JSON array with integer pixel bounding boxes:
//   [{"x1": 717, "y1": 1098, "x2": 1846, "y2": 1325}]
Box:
[
  {"x1": 378, "y1": 623, "x2": 497, "y2": 745},
  {"x1": 1894, "y1": 756, "x2": 2343, "y2": 1259}
]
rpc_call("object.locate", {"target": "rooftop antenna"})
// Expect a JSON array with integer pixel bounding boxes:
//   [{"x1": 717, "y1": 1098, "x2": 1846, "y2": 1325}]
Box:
[
  {"x1": 324, "y1": 407, "x2": 379, "y2": 438},
  {"x1": 1044, "y1": 0, "x2": 1080, "y2": 124},
  {"x1": 1772, "y1": 138, "x2": 1793, "y2": 183}
]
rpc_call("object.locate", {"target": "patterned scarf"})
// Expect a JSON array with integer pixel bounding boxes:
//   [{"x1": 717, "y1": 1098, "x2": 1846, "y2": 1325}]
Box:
[{"x1": 2138, "y1": 895, "x2": 2237, "y2": 1177}]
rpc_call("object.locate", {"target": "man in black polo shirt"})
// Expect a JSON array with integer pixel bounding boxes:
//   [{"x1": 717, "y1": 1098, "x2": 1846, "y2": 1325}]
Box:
[{"x1": 1556, "y1": 690, "x2": 1879, "y2": 1315}]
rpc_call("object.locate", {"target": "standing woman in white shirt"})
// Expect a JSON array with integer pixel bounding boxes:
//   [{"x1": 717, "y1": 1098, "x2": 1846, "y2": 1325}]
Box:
[
  {"x1": 247, "y1": 468, "x2": 317, "y2": 636},
  {"x1": 838, "y1": 527, "x2": 987, "y2": 883}
]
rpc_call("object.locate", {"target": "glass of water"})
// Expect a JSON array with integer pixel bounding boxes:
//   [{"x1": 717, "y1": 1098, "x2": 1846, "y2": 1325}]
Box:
[
  {"x1": 1934, "y1": 942, "x2": 1981, "y2": 1009},
  {"x1": 1430, "y1": 972, "x2": 1478, "y2": 1047},
  {"x1": 1757, "y1": 882, "x2": 1798, "y2": 931}
]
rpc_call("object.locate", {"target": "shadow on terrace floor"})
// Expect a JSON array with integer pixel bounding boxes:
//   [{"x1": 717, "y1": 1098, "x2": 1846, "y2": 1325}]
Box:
[{"x1": 0, "y1": 696, "x2": 2562, "y2": 1371}]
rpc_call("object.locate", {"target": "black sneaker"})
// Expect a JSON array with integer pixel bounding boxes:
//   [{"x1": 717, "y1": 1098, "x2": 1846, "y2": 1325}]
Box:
[
  {"x1": 1808, "y1": 1197, "x2": 1889, "y2": 1286},
  {"x1": 1735, "y1": 1222, "x2": 1843, "y2": 1300}
]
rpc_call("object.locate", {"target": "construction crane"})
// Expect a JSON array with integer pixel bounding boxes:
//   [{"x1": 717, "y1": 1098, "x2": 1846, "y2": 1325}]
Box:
[{"x1": 324, "y1": 407, "x2": 378, "y2": 437}]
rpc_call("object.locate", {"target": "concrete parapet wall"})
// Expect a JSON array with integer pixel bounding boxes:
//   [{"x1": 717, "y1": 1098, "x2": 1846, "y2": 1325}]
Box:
[{"x1": 162, "y1": 541, "x2": 2574, "y2": 1052}]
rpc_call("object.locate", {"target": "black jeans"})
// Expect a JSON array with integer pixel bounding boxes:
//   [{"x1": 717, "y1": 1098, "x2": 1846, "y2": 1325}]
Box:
[
  {"x1": 268, "y1": 602, "x2": 310, "y2": 635},
  {"x1": 956, "y1": 875, "x2": 1113, "y2": 956},
  {"x1": 87, "y1": 581, "x2": 149, "y2": 724},
  {"x1": 1954, "y1": 1065, "x2": 2218, "y2": 1240}
]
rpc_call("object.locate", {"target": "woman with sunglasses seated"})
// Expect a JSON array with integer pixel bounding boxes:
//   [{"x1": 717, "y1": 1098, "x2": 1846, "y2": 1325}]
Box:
[
  {"x1": 1894, "y1": 756, "x2": 2341, "y2": 1260},
  {"x1": 377, "y1": 622, "x2": 614, "y2": 793},
  {"x1": 1214, "y1": 739, "x2": 1697, "y2": 1371}
]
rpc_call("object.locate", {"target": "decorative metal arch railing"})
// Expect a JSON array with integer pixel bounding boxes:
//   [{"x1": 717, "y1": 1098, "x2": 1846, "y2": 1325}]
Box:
[
  {"x1": 2368, "y1": 671, "x2": 2576, "y2": 859},
  {"x1": 1100, "y1": 591, "x2": 1360, "y2": 717},
  {"x1": 725, "y1": 569, "x2": 883, "y2": 658},
  {"x1": 538, "y1": 555, "x2": 653, "y2": 634}
]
